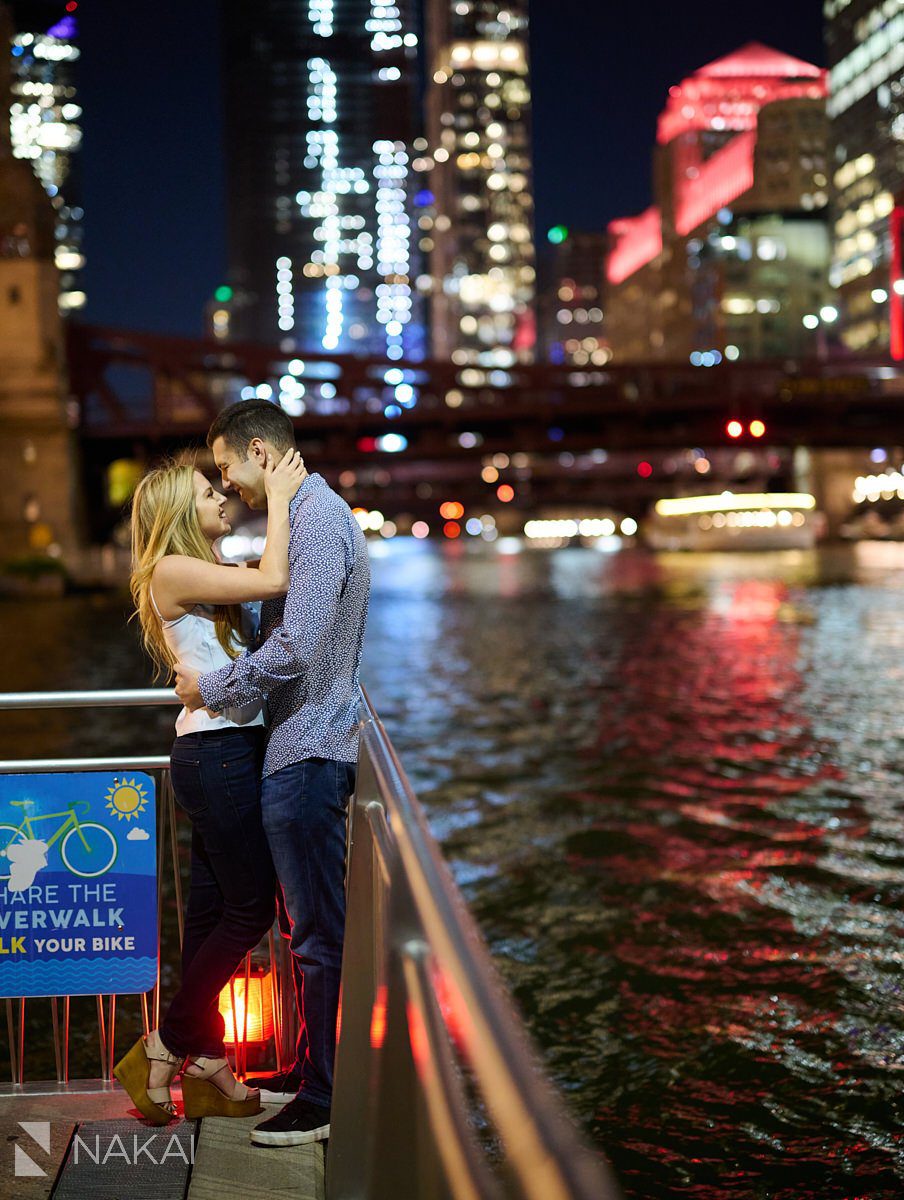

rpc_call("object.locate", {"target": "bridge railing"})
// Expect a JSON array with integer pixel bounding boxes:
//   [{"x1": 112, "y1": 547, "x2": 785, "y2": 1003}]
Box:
[
  {"x1": 0, "y1": 688, "x2": 620, "y2": 1200},
  {"x1": 70, "y1": 322, "x2": 904, "y2": 440}
]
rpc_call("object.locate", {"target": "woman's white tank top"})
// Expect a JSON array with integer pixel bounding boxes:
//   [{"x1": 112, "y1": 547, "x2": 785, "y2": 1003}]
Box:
[{"x1": 151, "y1": 591, "x2": 266, "y2": 737}]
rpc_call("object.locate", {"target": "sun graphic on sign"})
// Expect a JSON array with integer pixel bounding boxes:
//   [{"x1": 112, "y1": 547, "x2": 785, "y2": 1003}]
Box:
[{"x1": 104, "y1": 778, "x2": 149, "y2": 821}]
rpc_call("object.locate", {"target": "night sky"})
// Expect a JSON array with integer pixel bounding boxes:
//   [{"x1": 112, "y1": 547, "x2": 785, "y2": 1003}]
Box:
[{"x1": 65, "y1": 0, "x2": 826, "y2": 337}]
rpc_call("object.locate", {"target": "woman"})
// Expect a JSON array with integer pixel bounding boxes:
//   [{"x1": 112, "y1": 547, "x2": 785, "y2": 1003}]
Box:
[{"x1": 114, "y1": 448, "x2": 306, "y2": 1125}]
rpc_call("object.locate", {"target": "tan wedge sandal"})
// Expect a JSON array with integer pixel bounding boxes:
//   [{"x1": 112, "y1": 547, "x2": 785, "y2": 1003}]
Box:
[
  {"x1": 112, "y1": 1029, "x2": 183, "y2": 1125},
  {"x1": 181, "y1": 1055, "x2": 263, "y2": 1119}
]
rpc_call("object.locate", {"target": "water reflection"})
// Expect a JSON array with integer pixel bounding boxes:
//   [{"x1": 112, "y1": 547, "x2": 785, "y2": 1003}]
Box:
[{"x1": 2, "y1": 542, "x2": 904, "y2": 1197}]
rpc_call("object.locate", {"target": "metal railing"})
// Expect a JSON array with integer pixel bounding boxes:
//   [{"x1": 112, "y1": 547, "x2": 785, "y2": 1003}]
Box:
[
  {"x1": 0, "y1": 688, "x2": 621, "y2": 1199},
  {"x1": 0, "y1": 689, "x2": 299, "y2": 1089},
  {"x1": 330, "y1": 689, "x2": 619, "y2": 1199}
]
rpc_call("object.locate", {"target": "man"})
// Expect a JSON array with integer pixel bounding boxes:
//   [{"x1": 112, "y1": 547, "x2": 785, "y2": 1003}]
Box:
[{"x1": 173, "y1": 398, "x2": 370, "y2": 1147}]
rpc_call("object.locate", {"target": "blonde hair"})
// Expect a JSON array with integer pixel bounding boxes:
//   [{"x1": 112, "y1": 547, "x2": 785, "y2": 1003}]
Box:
[{"x1": 129, "y1": 461, "x2": 246, "y2": 681}]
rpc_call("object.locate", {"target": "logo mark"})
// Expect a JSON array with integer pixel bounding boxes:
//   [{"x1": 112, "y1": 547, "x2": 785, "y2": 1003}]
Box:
[{"x1": 14, "y1": 1121, "x2": 51, "y2": 1177}]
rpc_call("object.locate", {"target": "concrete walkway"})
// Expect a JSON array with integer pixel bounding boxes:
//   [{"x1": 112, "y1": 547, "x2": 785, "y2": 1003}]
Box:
[{"x1": 0, "y1": 1080, "x2": 325, "y2": 1200}]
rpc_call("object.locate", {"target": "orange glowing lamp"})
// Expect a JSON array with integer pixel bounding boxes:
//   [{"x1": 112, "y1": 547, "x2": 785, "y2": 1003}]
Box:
[
  {"x1": 218, "y1": 968, "x2": 274, "y2": 1046},
  {"x1": 726, "y1": 420, "x2": 743, "y2": 439}
]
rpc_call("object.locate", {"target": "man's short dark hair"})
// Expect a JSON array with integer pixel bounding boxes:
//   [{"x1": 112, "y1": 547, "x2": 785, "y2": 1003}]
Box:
[{"x1": 207, "y1": 399, "x2": 296, "y2": 458}]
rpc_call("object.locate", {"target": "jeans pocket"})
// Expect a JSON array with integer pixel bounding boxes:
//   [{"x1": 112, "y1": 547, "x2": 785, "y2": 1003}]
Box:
[{"x1": 170, "y1": 756, "x2": 208, "y2": 817}]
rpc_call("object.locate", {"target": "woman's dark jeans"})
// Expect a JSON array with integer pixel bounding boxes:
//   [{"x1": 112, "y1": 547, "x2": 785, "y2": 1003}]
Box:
[{"x1": 159, "y1": 726, "x2": 277, "y2": 1058}]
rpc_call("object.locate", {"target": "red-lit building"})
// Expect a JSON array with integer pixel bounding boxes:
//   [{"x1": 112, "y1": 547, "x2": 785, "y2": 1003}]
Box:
[{"x1": 606, "y1": 44, "x2": 833, "y2": 364}]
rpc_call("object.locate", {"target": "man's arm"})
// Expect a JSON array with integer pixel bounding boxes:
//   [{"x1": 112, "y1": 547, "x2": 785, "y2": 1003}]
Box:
[{"x1": 196, "y1": 518, "x2": 348, "y2": 712}]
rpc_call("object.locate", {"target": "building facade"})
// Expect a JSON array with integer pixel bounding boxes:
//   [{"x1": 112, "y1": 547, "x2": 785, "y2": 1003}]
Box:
[
  {"x1": 8, "y1": 1, "x2": 84, "y2": 314},
  {"x1": 606, "y1": 44, "x2": 832, "y2": 364},
  {"x1": 419, "y1": 0, "x2": 535, "y2": 365},
  {"x1": 538, "y1": 229, "x2": 608, "y2": 367},
  {"x1": 824, "y1": 0, "x2": 904, "y2": 358},
  {"x1": 221, "y1": 0, "x2": 424, "y2": 360}
]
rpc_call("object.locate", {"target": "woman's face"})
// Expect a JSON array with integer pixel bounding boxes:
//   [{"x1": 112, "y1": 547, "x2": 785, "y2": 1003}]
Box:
[{"x1": 193, "y1": 471, "x2": 230, "y2": 542}]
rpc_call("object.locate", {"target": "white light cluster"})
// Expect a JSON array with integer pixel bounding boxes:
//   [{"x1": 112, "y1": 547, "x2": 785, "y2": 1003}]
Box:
[
  {"x1": 353, "y1": 508, "x2": 387, "y2": 532},
  {"x1": 289, "y1": 6, "x2": 420, "y2": 355},
  {"x1": 276, "y1": 256, "x2": 295, "y2": 331},
  {"x1": 10, "y1": 39, "x2": 81, "y2": 171},
  {"x1": 524, "y1": 518, "x2": 634, "y2": 539},
  {"x1": 308, "y1": 0, "x2": 334, "y2": 38},
  {"x1": 853, "y1": 470, "x2": 904, "y2": 504},
  {"x1": 445, "y1": 41, "x2": 527, "y2": 73},
  {"x1": 307, "y1": 57, "x2": 337, "y2": 122},
  {"x1": 368, "y1": 3, "x2": 403, "y2": 51},
  {"x1": 33, "y1": 41, "x2": 78, "y2": 61},
  {"x1": 698, "y1": 510, "x2": 805, "y2": 530},
  {"x1": 278, "y1": 371, "x2": 306, "y2": 416},
  {"x1": 656, "y1": 492, "x2": 816, "y2": 517},
  {"x1": 10, "y1": 30, "x2": 84, "y2": 313},
  {"x1": 373, "y1": 140, "x2": 412, "y2": 358}
]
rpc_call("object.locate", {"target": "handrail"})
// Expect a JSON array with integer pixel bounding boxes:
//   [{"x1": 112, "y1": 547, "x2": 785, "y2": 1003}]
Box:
[
  {"x1": 0, "y1": 688, "x2": 621, "y2": 1198},
  {"x1": 0, "y1": 689, "x2": 180, "y2": 710},
  {"x1": 0, "y1": 757, "x2": 170, "y2": 773}
]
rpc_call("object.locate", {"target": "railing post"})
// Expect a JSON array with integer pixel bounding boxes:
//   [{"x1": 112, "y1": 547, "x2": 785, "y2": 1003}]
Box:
[
  {"x1": 365, "y1": 880, "x2": 451, "y2": 1200},
  {"x1": 327, "y1": 730, "x2": 384, "y2": 1199}
]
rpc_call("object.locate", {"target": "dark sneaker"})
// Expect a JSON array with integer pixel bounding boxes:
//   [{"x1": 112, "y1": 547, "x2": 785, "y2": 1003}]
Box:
[
  {"x1": 250, "y1": 1096, "x2": 331, "y2": 1146},
  {"x1": 243, "y1": 1066, "x2": 302, "y2": 1101}
]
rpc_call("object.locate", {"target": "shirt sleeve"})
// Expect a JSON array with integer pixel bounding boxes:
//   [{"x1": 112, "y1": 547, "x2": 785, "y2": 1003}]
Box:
[
  {"x1": 240, "y1": 600, "x2": 261, "y2": 646},
  {"x1": 198, "y1": 507, "x2": 348, "y2": 711}
]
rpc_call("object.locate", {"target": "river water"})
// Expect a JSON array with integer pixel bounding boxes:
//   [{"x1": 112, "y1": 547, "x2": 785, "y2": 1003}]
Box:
[{"x1": 3, "y1": 540, "x2": 904, "y2": 1199}]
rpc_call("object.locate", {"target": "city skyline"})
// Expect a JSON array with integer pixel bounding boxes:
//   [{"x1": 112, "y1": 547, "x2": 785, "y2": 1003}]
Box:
[{"x1": 63, "y1": 0, "x2": 823, "y2": 337}]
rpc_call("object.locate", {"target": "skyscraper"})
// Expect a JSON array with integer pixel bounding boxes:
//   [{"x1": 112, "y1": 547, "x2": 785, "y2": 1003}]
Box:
[
  {"x1": 606, "y1": 44, "x2": 831, "y2": 364},
  {"x1": 221, "y1": 1, "x2": 424, "y2": 361},
  {"x1": 538, "y1": 228, "x2": 608, "y2": 367},
  {"x1": 8, "y1": 1, "x2": 84, "y2": 313},
  {"x1": 419, "y1": 0, "x2": 535, "y2": 365},
  {"x1": 824, "y1": 0, "x2": 904, "y2": 358}
]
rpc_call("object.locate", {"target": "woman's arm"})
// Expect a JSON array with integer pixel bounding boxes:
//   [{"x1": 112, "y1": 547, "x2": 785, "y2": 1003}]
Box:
[{"x1": 153, "y1": 450, "x2": 307, "y2": 609}]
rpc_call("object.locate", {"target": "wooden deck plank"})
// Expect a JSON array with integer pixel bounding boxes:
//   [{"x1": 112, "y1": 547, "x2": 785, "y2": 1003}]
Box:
[
  {"x1": 0, "y1": 1086, "x2": 128, "y2": 1199},
  {"x1": 0, "y1": 1085, "x2": 324, "y2": 1200},
  {"x1": 188, "y1": 1104, "x2": 325, "y2": 1200}
]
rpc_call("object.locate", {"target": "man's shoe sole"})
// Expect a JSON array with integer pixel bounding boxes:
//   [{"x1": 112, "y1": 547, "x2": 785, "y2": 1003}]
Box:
[
  {"x1": 250, "y1": 1122, "x2": 330, "y2": 1146},
  {"x1": 257, "y1": 1088, "x2": 300, "y2": 1104}
]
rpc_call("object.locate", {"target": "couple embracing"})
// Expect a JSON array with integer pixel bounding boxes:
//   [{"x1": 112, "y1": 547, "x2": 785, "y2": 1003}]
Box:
[{"x1": 113, "y1": 398, "x2": 370, "y2": 1148}]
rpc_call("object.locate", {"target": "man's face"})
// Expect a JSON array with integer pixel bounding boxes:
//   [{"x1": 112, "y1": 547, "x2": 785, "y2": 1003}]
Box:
[{"x1": 211, "y1": 435, "x2": 268, "y2": 510}]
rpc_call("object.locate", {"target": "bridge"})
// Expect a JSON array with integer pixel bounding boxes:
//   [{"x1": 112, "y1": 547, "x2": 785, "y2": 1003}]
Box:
[{"x1": 67, "y1": 324, "x2": 904, "y2": 536}]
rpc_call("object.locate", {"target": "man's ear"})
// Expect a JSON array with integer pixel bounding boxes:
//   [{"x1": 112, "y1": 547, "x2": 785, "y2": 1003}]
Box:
[{"x1": 248, "y1": 438, "x2": 267, "y2": 465}]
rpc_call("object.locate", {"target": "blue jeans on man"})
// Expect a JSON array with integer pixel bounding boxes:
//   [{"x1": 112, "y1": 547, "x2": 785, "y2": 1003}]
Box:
[{"x1": 261, "y1": 757, "x2": 356, "y2": 1107}]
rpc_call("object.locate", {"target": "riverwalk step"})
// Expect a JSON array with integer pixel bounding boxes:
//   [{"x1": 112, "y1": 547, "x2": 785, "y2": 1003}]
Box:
[{"x1": 0, "y1": 1080, "x2": 324, "y2": 1200}]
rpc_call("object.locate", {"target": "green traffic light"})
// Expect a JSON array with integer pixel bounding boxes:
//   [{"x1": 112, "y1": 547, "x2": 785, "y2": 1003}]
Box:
[
  {"x1": 548, "y1": 225, "x2": 569, "y2": 245},
  {"x1": 214, "y1": 285, "x2": 234, "y2": 303}
]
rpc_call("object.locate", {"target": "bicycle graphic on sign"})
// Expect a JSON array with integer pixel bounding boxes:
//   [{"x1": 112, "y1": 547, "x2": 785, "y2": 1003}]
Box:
[{"x1": 0, "y1": 799, "x2": 118, "y2": 883}]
